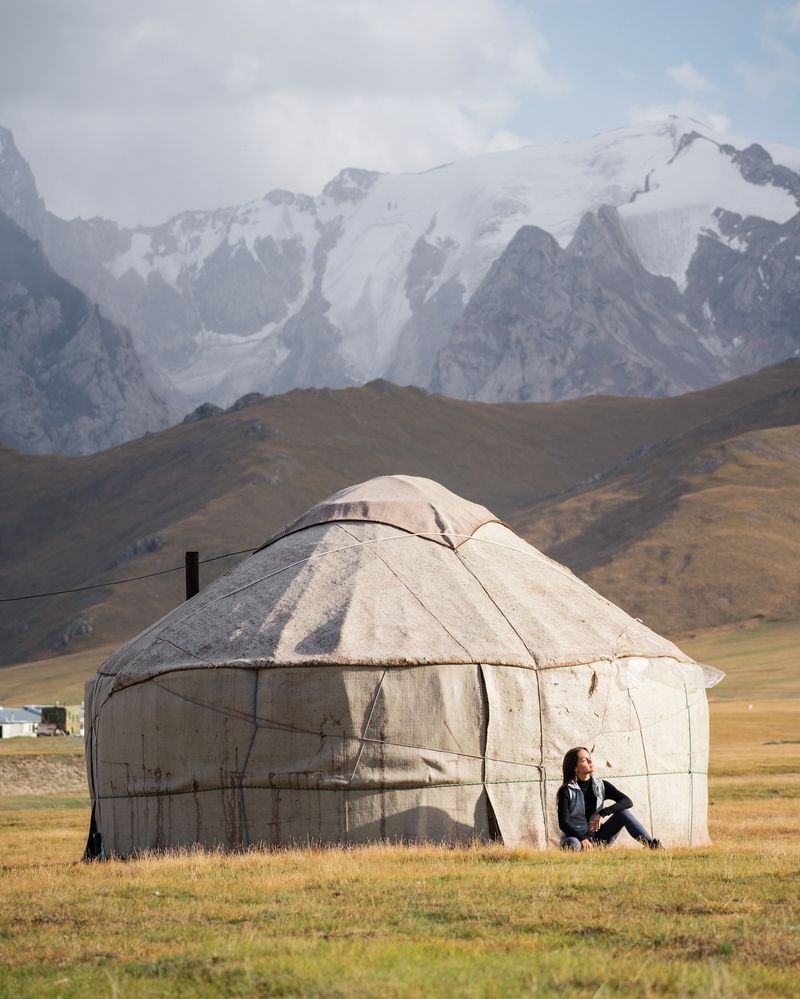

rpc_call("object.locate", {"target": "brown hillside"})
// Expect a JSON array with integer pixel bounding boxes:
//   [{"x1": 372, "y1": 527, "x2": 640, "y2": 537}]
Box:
[
  {"x1": 1, "y1": 361, "x2": 798, "y2": 666},
  {"x1": 513, "y1": 400, "x2": 800, "y2": 634}
]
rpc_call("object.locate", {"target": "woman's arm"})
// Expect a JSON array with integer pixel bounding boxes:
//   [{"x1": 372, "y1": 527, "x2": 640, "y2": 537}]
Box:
[{"x1": 597, "y1": 779, "x2": 633, "y2": 816}]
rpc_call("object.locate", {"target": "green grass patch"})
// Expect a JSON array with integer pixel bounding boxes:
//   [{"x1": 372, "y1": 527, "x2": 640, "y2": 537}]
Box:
[
  {"x1": 0, "y1": 793, "x2": 89, "y2": 813},
  {"x1": 710, "y1": 774, "x2": 800, "y2": 801},
  {"x1": 680, "y1": 617, "x2": 800, "y2": 702},
  {"x1": 0, "y1": 837, "x2": 798, "y2": 998},
  {"x1": 0, "y1": 735, "x2": 84, "y2": 756}
]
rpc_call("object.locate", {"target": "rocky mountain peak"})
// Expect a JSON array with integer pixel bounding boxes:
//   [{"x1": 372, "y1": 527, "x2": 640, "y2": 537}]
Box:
[
  {"x1": 321, "y1": 167, "x2": 381, "y2": 204},
  {"x1": 0, "y1": 209, "x2": 170, "y2": 454},
  {"x1": 264, "y1": 188, "x2": 316, "y2": 213},
  {"x1": 489, "y1": 223, "x2": 560, "y2": 276},
  {"x1": 0, "y1": 126, "x2": 44, "y2": 240},
  {"x1": 732, "y1": 143, "x2": 779, "y2": 185},
  {"x1": 433, "y1": 201, "x2": 716, "y2": 404},
  {"x1": 567, "y1": 205, "x2": 638, "y2": 268}
]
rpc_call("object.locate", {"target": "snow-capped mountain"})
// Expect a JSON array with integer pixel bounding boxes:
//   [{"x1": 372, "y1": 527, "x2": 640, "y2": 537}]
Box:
[{"x1": 1, "y1": 117, "x2": 798, "y2": 422}]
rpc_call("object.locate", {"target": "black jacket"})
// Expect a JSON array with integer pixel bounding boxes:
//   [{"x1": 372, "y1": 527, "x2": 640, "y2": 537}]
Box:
[{"x1": 557, "y1": 776, "x2": 633, "y2": 839}]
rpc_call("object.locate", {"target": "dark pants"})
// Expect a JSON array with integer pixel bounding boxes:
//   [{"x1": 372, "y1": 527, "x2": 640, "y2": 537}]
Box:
[{"x1": 561, "y1": 809, "x2": 652, "y2": 850}]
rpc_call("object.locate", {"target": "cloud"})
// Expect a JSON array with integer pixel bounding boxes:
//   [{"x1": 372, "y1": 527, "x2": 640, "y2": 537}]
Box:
[
  {"x1": 0, "y1": 0, "x2": 564, "y2": 225},
  {"x1": 628, "y1": 101, "x2": 731, "y2": 135},
  {"x1": 736, "y1": 37, "x2": 800, "y2": 97},
  {"x1": 736, "y1": 3, "x2": 800, "y2": 96},
  {"x1": 667, "y1": 61, "x2": 714, "y2": 93},
  {"x1": 485, "y1": 130, "x2": 531, "y2": 153},
  {"x1": 769, "y1": 1, "x2": 800, "y2": 33}
]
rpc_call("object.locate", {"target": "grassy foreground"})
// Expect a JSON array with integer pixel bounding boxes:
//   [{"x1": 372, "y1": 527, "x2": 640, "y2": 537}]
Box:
[
  {"x1": 0, "y1": 624, "x2": 798, "y2": 997},
  {"x1": 0, "y1": 772, "x2": 797, "y2": 999},
  {"x1": 0, "y1": 814, "x2": 797, "y2": 999}
]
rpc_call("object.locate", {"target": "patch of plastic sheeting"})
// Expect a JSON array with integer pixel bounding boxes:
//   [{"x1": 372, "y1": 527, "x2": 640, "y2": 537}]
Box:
[
  {"x1": 614, "y1": 656, "x2": 725, "y2": 691},
  {"x1": 697, "y1": 662, "x2": 726, "y2": 688}
]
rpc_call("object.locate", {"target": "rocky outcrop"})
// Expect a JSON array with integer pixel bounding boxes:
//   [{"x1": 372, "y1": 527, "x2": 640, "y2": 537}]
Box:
[
  {"x1": 182, "y1": 402, "x2": 224, "y2": 423},
  {"x1": 433, "y1": 207, "x2": 717, "y2": 401},
  {"x1": 726, "y1": 142, "x2": 800, "y2": 199},
  {"x1": 386, "y1": 232, "x2": 465, "y2": 386},
  {"x1": 321, "y1": 167, "x2": 381, "y2": 204},
  {"x1": 0, "y1": 127, "x2": 45, "y2": 242},
  {"x1": 0, "y1": 211, "x2": 169, "y2": 454},
  {"x1": 683, "y1": 209, "x2": 800, "y2": 371}
]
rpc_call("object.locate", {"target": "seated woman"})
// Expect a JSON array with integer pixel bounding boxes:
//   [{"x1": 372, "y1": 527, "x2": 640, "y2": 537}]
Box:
[{"x1": 557, "y1": 746, "x2": 663, "y2": 850}]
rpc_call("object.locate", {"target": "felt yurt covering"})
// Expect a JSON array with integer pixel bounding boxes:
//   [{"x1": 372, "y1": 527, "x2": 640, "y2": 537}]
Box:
[{"x1": 84, "y1": 475, "x2": 720, "y2": 856}]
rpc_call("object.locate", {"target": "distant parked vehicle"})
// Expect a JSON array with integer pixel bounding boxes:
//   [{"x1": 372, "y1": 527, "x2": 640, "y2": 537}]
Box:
[{"x1": 36, "y1": 721, "x2": 64, "y2": 737}]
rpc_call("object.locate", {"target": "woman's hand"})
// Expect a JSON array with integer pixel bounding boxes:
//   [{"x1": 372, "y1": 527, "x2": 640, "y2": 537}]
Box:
[
  {"x1": 581, "y1": 839, "x2": 593, "y2": 850},
  {"x1": 589, "y1": 814, "x2": 602, "y2": 833}
]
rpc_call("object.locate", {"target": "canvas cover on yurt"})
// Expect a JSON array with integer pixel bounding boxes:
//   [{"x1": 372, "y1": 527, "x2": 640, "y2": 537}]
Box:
[{"x1": 84, "y1": 475, "x2": 720, "y2": 857}]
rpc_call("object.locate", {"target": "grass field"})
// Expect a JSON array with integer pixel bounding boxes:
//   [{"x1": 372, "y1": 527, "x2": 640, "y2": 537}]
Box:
[
  {"x1": 681, "y1": 618, "x2": 800, "y2": 702},
  {"x1": 0, "y1": 622, "x2": 797, "y2": 997}
]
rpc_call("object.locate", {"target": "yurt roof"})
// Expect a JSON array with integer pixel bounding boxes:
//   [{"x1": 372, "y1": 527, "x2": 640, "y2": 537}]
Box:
[
  {"x1": 265, "y1": 475, "x2": 500, "y2": 549},
  {"x1": 97, "y1": 475, "x2": 692, "y2": 691}
]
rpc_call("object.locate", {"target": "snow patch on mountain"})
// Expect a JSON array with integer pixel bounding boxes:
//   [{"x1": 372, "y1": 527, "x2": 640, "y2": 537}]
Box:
[
  {"x1": 319, "y1": 118, "x2": 707, "y2": 380},
  {"x1": 618, "y1": 136, "x2": 797, "y2": 290},
  {"x1": 174, "y1": 322, "x2": 290, "y2": 402}
]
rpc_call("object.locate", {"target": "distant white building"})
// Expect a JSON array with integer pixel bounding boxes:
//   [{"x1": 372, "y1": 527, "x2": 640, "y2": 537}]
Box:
[{"x1": 0, "y1": 707, "x2": 40, "y2": 738}]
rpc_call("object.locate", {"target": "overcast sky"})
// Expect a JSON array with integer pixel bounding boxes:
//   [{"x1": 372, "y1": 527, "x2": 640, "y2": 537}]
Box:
[{"x1": 2, "y1": 0, "x2": 799, "y2": 226}]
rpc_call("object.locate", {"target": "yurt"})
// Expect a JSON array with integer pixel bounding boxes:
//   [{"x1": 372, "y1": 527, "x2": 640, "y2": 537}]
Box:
[{"x1": 84, "y1": 475, "x2": 720, "y2": 857}]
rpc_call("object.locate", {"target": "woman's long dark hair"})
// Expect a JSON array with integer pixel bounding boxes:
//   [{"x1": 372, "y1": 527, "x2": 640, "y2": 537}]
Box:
[{"x1": 561, "y1": 746, "x2": 589, "y2": 786}]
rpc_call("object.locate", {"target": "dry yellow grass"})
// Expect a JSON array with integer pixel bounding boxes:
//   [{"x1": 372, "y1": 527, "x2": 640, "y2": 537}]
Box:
[
  {"x1": 0, "y1": 734, "x2": 84, "y2": 757},
  {"x1": 0, "y1": 798, "x2": 797, "y2": 997},
  {"x1": 709, "y1": 700, "x2": 800, "y2": 776},
  {"x1": 0, "y1": 623, "x2": 798, "y2": 996}
]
